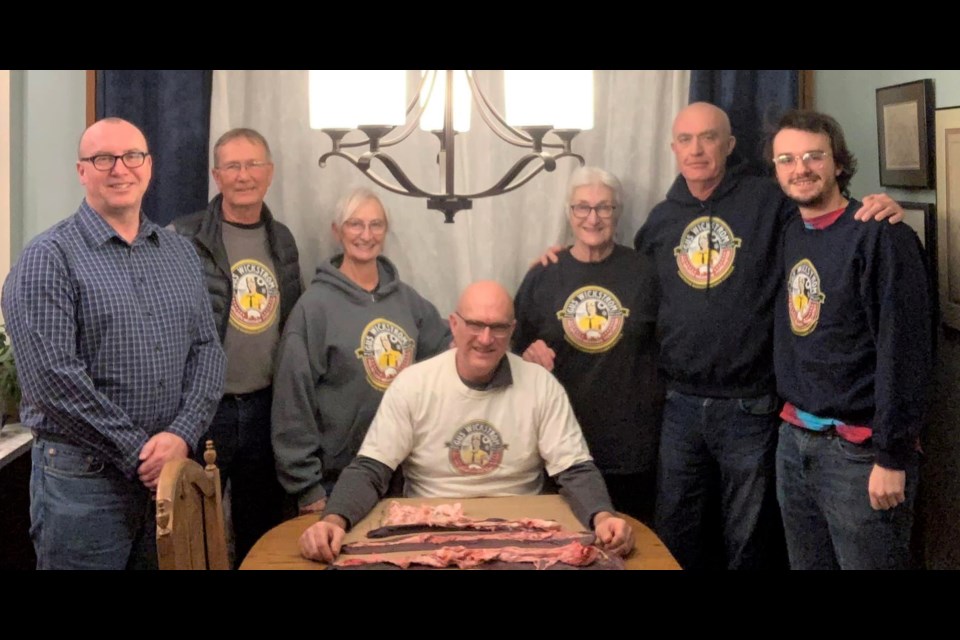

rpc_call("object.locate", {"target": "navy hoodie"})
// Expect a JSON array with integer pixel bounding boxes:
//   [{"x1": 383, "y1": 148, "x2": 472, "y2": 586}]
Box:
[{"x1": 634, "y1": 166, "x2": 791, "y2": 398}]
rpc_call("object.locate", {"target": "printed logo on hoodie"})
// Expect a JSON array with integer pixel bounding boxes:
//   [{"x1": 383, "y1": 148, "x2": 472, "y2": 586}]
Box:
[
  {"x1": 355, "y1": 318, "x2": 415, "y2": 390},
  {"x1": 555, "y1": 286, "x2": 629, "y2": 353},
  {"x1": 446, "y1": 420, "x2": 505, "y2": 476},
  {"x1": 230, "y1": 259, "x2": 280, "y2": 334},
  {"x1": 673, "y1": 216, "x2": 742, "y2": 289},
  {"x1": 787, "y1": 258, "x2": 825, "y2": 336}
]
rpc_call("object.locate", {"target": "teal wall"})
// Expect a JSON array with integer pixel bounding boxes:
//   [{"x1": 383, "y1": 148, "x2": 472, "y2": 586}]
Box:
[
  {"x1": 9, "y1": 70, "x2": 86, "y2": 259},
  {"x1": 815, "y1": 70, "x2": 960, "y2": 203}
]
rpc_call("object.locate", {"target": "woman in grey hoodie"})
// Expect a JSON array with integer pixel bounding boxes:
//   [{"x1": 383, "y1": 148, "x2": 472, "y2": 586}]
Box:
[{"x1": 271, "y1": 187, "x2": 451, "y2": 516}]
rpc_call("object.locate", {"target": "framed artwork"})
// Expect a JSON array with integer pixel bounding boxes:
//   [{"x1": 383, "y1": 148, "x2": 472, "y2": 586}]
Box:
[
  {"x1": 935, "y1": 106, "x2": 960, "y2": 331},
  {"x1": 876, "y1": 79, "x2": 935, "y2": 188}
]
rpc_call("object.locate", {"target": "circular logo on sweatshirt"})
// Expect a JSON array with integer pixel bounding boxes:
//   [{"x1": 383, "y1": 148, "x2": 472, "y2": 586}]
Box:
[
  {"x1": 674, "y1": 216, "x2": 741, "y2": 288},
  {"x1": 446, "y1": 421, "x2": 506, "y2": 475},
  {"x1": 787, "y1": 259, "x2": 825, "y2": 336},
  {"x1": 355, "y1": 318, "x2": 415, "y2": 390},
  {"x1": 556, "y1": 286, "x2": 629, "y2": 353},
  {"x1": 230, "y1": 259, "x2": 280, "y2": 334}
]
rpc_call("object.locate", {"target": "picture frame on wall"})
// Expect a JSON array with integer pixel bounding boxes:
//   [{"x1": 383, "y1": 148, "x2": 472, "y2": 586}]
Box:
[
  {"x1": 935, "y1": 106, "x2": 960, "y2": 331},
  {"x1": 876, "y1": 79, "x2": 935, "y2": 188}
]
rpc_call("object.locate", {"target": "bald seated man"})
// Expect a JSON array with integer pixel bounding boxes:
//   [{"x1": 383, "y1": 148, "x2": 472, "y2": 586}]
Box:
[{"x1": 299, "y1": 280, "x2": 633, "y2": 562}]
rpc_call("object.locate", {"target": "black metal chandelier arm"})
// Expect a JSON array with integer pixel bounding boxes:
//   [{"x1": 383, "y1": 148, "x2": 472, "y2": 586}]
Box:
[
  {"x1": 464, "y1": 71, "x2": 566, "y2": 151},
  {"x1": 319, "y1": 150, "x2": 435, "y2": 198},
  {"x1": 462, "y1": 151, "x2": 585, "y2": 199}
]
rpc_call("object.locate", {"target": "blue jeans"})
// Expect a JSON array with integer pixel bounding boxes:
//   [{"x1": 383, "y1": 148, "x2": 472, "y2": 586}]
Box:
[
  {"x1": 776, "y1": 422, "x2": 918, "y2": 570},
  {"x1": 197, "y1": 387, "x2": 288, "y2": 565},
  {"x1": 30, "y1": 435, "x2": 157, "y2": 570},
  {"x1": 655, "y1": 389, "x2": 783, "y2": 570}
]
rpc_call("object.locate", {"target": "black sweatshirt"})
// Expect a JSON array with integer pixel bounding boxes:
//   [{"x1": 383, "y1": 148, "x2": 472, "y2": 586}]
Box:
[
  {"x1": 634, "y1": 166, "x2": 790, "y2": 398},
  {"x1": 774, "y1": 201, "x2": 932, "y2": 470}
]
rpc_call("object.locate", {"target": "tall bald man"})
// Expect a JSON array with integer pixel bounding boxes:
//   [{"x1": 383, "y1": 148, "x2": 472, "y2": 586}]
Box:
[
  {"x1": 298, "y1": 281, "x2": 634, "y2": 563},
  {"x1": 1, "y1": 118, "x2": 226, "y2": 570},
  {"x1": 634, "y1": 102, "x2": 904, "y2": 570}
]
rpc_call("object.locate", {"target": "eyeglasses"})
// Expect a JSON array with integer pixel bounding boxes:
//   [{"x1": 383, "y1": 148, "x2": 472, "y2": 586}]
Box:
[
  {"x1": 80, "y1": 151, "x2": 149, "y2": 171},
  {"x1": 570, "y1": 203, "x2": 617, "y2": 219},
  {"x1": 454, "y1": 311, "x2": 514, "y2": 339},
  {"x1": 342, "y1": 218, "x2": 387, "y2": 235},
  {"x1": 773, "y1": 151, "x2": 830, "y2": 168},
  {"x1": 216, "y1": 160, "x2": 272, "y2": 175}
]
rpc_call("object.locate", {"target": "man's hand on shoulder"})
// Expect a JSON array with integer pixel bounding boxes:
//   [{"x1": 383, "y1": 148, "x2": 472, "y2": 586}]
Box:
[
  {"x1": 530, "y1": 244, "x2": 567, "y2": 269},
  {"x1": 855, "y1": 193, "x2": 904, "y2": 224},
  {"x1": 299, "y1": 514, "x2": 348, "y2": 563},
  {"x1": 592, "y1": 511, "x2": 634, "y2": 557},
  {"x1": 521, "y1": 339, "x2": 556, "y2": 372},
  {"x1": 138, "y1": 432, "x2": 188, "y2": 490}
]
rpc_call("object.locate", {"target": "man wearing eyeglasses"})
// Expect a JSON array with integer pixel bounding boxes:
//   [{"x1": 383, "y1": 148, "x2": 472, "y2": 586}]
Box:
[
  {"x1": 297, "y1": 280, "x2": 634, "y2": 563},
  {"x1": 1, "y1": 118, "x2": 226, "y2": 569},
  {"x1": 632, "y1": 102, "x2": 907, "y2": 571},
  {"x1": 768, "y1": 110, "x2": 931, "y2": 569},
  {"x1": 172, "y1": 128, "x2": 304, "y2": 565}
]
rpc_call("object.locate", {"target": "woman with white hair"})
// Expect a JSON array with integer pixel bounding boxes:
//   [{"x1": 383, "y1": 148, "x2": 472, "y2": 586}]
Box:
[
  {"x1": 272, "y1": 187, "x2": 450, "y2": 516},
  {"x1": 513, "y1": 167, "x2": 663, "y2": 524}
]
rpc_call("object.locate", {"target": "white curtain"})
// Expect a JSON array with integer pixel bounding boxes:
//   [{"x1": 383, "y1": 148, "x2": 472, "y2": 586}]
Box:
[{"x1": 210, "y1": 70, "x2": 689, "y2": 315}]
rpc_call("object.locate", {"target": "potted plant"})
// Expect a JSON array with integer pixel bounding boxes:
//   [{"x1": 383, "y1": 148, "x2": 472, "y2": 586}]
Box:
[{"x1": 0, "y1": 325, "x2": 21, "y2": 427}]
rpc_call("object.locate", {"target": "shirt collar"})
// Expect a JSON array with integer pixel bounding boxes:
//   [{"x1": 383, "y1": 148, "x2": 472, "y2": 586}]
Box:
[
  {"x1": 77, "y1": 199, "x2": 160, "y2": 247},
  {"x1": 459, "y1": 355, "x2": 513, "y2": 391}
]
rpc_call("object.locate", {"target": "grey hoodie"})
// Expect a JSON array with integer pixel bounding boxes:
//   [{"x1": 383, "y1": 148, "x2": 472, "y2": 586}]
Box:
[{"x1": 271, "y1": 254, "x2": 451, "y2": 508}]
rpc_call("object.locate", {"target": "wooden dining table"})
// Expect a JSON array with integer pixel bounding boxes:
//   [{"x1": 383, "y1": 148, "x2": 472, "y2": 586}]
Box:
[{"x1": 240, "y1": 494, "x2": 680, "y2": 570}]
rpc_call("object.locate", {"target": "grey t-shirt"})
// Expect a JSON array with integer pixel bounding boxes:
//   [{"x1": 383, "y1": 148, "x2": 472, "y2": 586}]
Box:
[{"x1": 221, "y1": 220, "x2": 281, "y2": 394}]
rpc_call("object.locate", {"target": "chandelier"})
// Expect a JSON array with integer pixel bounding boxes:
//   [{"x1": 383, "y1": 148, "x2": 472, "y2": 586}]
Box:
[{"x1": 309, "y1": 70, "x2": 593, "y2": 222}]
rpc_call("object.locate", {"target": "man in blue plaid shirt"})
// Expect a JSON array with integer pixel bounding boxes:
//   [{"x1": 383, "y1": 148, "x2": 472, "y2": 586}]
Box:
[{"x1": 1, "y1": 118, "x2": 226, "y2": 570}]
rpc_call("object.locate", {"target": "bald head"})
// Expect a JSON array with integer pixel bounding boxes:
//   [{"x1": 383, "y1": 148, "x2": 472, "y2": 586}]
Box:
[
  {"x1": 456, "y1": 280, "x2": 514, "y2": 322},
  {"x1": 451, "y1": 280, "x2": 515, "y2": 384},
  {"x1": 76, "y1": 117, "x2": 152, "y2": 220},
  {"x1": 670, "y1": 102, "x2": 736, "y2": 199},
  {"x1": 673, "y1": 102, "x2": 732, "y2": 139},
  {"x1": 78, "y1": 117, "x2": 148, "y2": 158}
]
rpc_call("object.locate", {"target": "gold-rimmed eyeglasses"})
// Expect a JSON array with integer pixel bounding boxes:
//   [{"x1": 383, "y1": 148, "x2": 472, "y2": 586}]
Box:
[
  {"x1": 216, "y1": 160, "x2": 272, "y2": 175},
  {"x1": 342, "y1": 219, "x2": 387, "y2": 235},
  {"x1": 773, "y1": 150, "x2": 830, "y2": 169}
]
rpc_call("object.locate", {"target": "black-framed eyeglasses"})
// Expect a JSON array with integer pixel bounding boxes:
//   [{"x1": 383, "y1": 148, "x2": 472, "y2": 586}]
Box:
[
  {"x1": 80, "y1": 151, "x2": 150, "y2": 171},
  {"x1": 454, "y1": 311, "x2": 514, "y2": 338},
  {"x1": 570, "y1": 203, "x2": 617, "y2": 219},
  {"x1": 773, "y1": 150, "x2": 830, "y2": 168}
]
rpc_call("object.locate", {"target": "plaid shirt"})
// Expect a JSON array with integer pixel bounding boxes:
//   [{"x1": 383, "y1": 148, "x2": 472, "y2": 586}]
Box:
[{"x1": 1, "y1": 200, "x2": 225, "y2": 478}]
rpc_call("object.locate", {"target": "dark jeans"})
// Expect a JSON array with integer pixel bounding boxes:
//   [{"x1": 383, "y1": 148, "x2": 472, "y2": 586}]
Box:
[
  {"x1": 196, "y1": 387, "x2": 289, "y2": 566},
  {"x1": 776, "y1": 422, "x2": 918, "y2": 570},
  {"x1": 655, "y1": 389, "x2": 785, "y2": 570},
  {"x1": 30, "y1": 435, "x2": 156, "y2": 570}
]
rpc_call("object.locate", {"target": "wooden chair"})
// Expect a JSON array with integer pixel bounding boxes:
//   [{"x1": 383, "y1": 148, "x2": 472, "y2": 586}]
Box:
[{"x1": 156, "y1": 440, "x2": 229, "y2": 570}]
